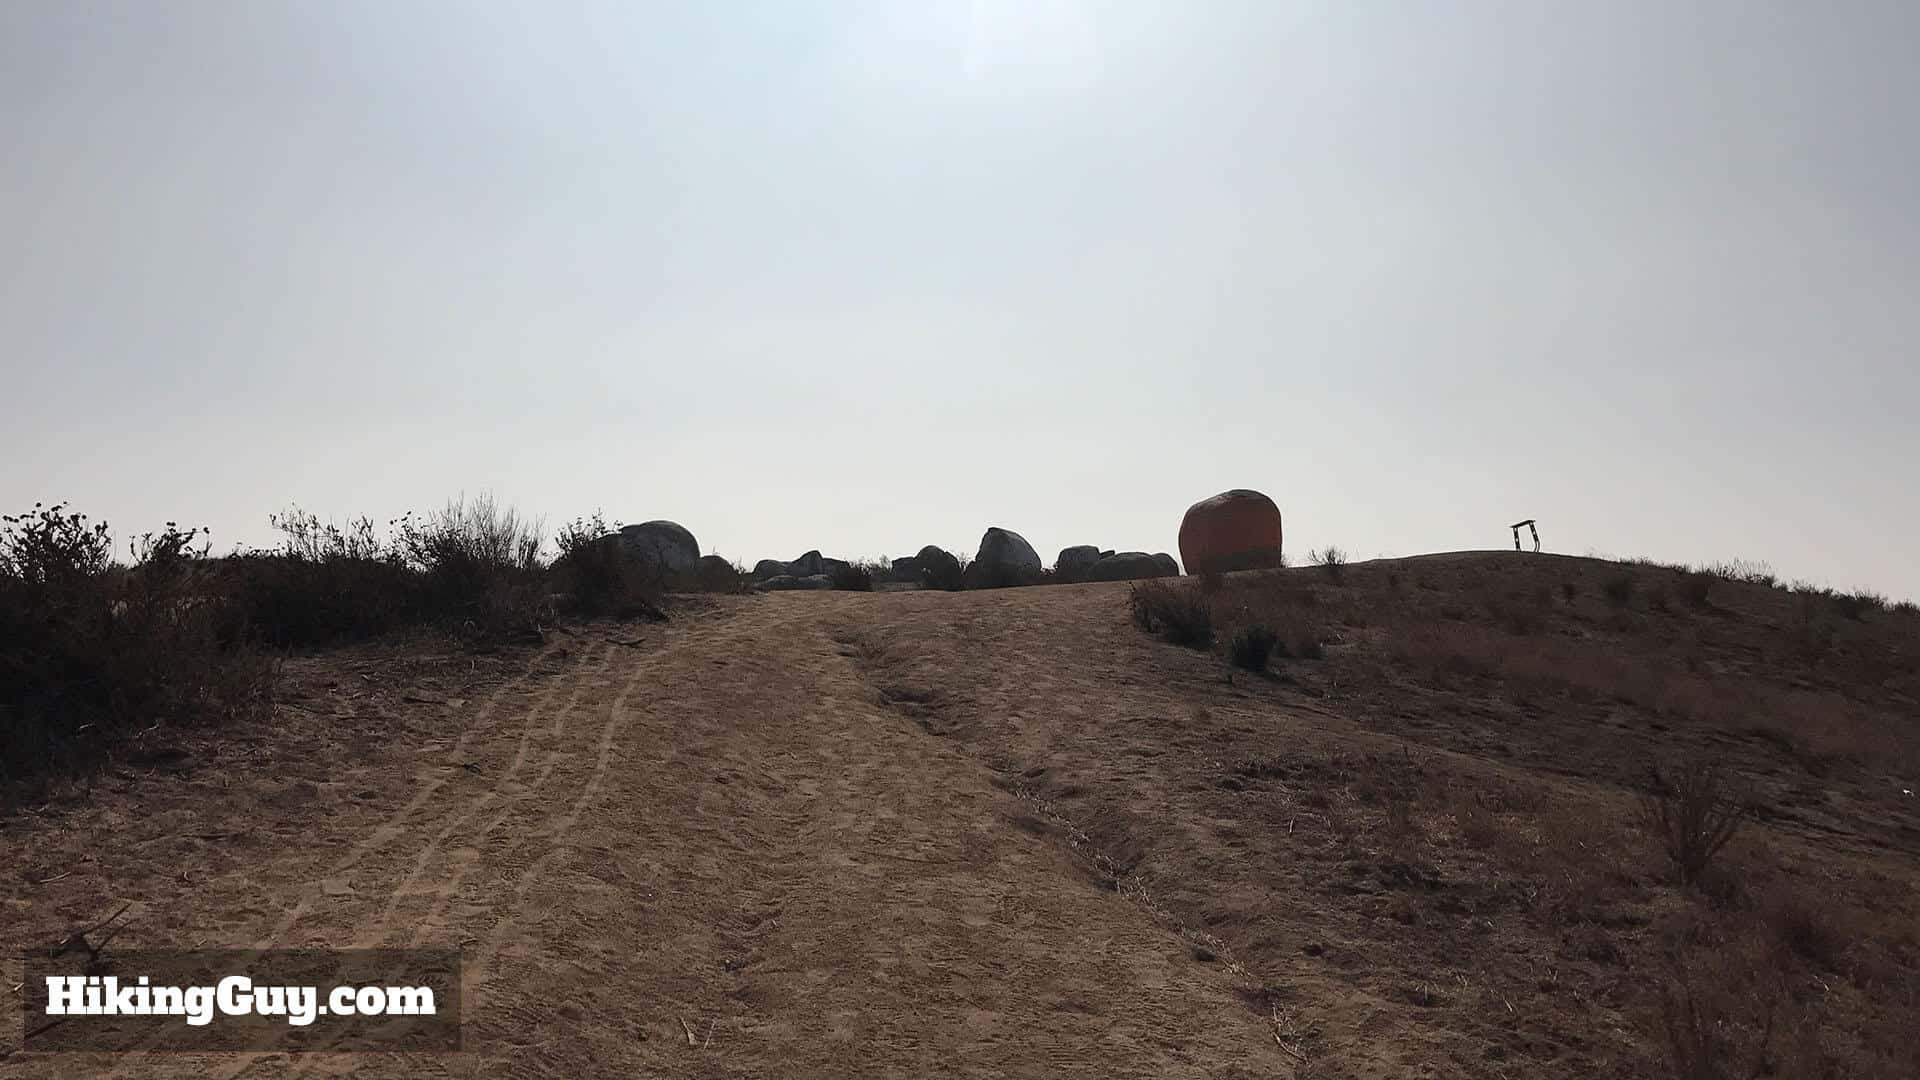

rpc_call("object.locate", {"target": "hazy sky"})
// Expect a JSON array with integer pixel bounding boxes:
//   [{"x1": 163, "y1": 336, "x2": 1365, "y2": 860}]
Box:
[{"x1": 4, "y1": 2, "x2": 1915, "y2": 597}]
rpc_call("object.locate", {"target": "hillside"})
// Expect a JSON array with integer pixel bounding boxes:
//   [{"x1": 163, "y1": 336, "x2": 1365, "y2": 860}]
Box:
[{"x1": 3, "y1": 553, "x2": 1916, "y2": 1077}]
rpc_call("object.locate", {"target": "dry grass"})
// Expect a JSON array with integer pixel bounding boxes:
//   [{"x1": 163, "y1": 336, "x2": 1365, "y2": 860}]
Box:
[
  {"x1": 1127, "y1": 580, "x2": 1215, "y2": 648},
  {"x1": 1111, "y1": 552, "x2": 1920, "y2": 1075}
]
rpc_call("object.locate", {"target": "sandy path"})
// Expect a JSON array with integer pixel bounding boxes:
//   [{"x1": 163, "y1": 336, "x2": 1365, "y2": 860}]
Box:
[{"x1": 5, "y1": 593, "x2": 1284, "y2": 1078}]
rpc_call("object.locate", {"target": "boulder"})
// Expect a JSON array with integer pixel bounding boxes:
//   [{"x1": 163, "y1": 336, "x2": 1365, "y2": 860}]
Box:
[
  {"x1": 1153, "y1": 552, "x2": 1181, "y2": 576},
  {"x1": 1178, "y1": 489, "x2": 1284, "y2": 575},
  {"x1": 1055, "y1": 545, "x2": 1103, "y2": 583},
  {"x1": 1087, "y1": 551, "x2": 1177, "y2": 582},
  {"x1": 890, "y1": 555, "x2": 924, "y2": 583},
  {"x1": 786, "y1": 550, "x2": 827, "y2": 577},
  {"x1": 759, "y1": 574, "x2": 832, "y2": 591},
  {"x1": 687, "y1": 554, "x2": 740, "y2": 590},
  {"x1": 962, "y1": 527, "x2": 1042, "y2": 589},
  {"x1": 617, "y1": 521, "x2": 700, "y2": 575},
  {"x1": 916, "y1": 545, "x2": 963, "y2": 590},
  {"x1": 750, "y1": 559, "x2": 787, "y2": 580}
]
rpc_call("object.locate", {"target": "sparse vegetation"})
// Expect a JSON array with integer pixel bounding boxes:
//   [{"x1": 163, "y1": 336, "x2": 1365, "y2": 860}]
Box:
[
  {"x1": 1308, "y1": 546, "x2": 1347, "y2": 582},
  {"x1": 1680, "y1": 572, "x2": 1713, "y2": 608},
  {"x1": 830, "y1": 561, "x2": 875, "y2": 591},
  {"x1": 1229, "y1": 625, "x2": 1279, "y2": 673},
  {"x1": 1128, "y1": 580, "x2": 1215, "y2": 648},
  {"x1": 1701, "y1": 559, "x2": 1777, "y2": 588},
  {"x1": 1639, "y1": 759, "x2": 1749, "y2": 886},
  {"x1": 1604, "y1": 574, "x2": 1636, "y2": 606},
  {"x1": 2, "y1": 505, "x2": 272, "y2": 796}
]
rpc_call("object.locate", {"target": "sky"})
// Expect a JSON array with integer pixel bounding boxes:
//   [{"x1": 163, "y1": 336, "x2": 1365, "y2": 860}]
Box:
[{"x1": 3, "y1": 1, "x2": 1916, "y2": 598}]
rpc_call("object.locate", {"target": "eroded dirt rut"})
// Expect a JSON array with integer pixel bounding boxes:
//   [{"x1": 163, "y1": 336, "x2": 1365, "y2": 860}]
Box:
[{"x1": 4, "y1": 595, "x2": 1284, "y2": 1078}]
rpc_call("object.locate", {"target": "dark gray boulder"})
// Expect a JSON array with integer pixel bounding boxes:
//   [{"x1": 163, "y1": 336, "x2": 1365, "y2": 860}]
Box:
[
  {"x1": 1153, "y1": 552, "x2": 1181, "y2": 576},
  {"x1": 976, "y1": 528, "x2": 1040, "y2": 572},
  {"x1": 890, "y1": 555, "x2": 924, "y2": 583},
  {"x1": 1055, "y1": 545, "x2": 1103, "y2": 583},
  {"x1": 616, "y1": 520, "x2": 699, "y2": 574},
  {"x1": 963, "y1": 527, "x2": 1042, "y2": 589},
  {"x1": 1087, "y1": 551, "x2": 1177, "y2": 582},
  {"x1": 916, "y1": 545, "x2": 963, "y2": 590},
  {"x1": 751, "y1": 559, "x2": 787, "y2": 579}
]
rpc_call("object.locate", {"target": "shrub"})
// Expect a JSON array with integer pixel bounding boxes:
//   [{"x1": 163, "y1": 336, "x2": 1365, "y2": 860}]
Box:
[
  {"x1": 1127, "y1": 580, "x2": 1215, "y2": 649},
  {"x1": 395, "y1": 495, "x2": 544, "y2": 627},
  {"x1": 1309, "y1": 546, "x2": 1348, "y2": 582},
  {"x1": 223, "y1": 510, "x2": 418, "y2": 646},
  {"x1": 1702, "y1": 559, "x2": 1777, "y2": 588},
  {"x1": 553, "y1": 512, "x2": 662, "y2": 618},
  {"x1": 830, "y1": 561, "x2": 874, "y2": 591},
  {"x1": 1761, "y1": 884, "x2": 1847, "y2": 970},
  {"x1": 1, "y1": 506, "x2": 272, "y2": 796},
  {"x1": 1832, "y1": 590, "x2": 1885, "y2": 621},
  {"x1": 1639, "y1": 759, "x2": 1749, "y2": 886},
  {"x1": 1681, "y1": 573, "x2": 1713, "y2": 608},
  {"x1": 1229, "y1": 625, "x2": 1279, "y2": 672},
  {"x1": 1603, "y1": 575, "x2": 1635, "y2": 606},
  {"x1": 1655, "y1": 957, "x2": 1781, "y2": 1080}
]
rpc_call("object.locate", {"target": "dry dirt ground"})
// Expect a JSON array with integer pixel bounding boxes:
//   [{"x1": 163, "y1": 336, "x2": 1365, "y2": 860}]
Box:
[{"x1": 3, "y1": 554, "x2": 1917, "y2": 1077}]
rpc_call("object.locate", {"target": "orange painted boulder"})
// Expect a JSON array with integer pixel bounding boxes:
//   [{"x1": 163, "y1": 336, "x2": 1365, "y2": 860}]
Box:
[{"x1": 1178, "y1": 489, "x2": 1284, "y2": 574}]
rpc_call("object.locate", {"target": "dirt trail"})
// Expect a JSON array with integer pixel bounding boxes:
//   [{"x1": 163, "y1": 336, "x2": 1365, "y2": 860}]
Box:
[{"x1": 4, "y1": 592, "x2": 1287, "y2": 1078}]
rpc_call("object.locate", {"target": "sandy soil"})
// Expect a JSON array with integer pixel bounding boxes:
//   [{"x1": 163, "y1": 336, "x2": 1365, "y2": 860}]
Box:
[
  {"x1": 5, "y1": 558, "x2": 1916, "y2": 1077},
  {"x1": 3, "y1": 591, "x2": 1292, "y2": 1078}
]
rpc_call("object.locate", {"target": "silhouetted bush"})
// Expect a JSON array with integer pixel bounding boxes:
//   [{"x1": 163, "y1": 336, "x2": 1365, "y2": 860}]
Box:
[
  {"x1": 831, "y1": 561, "x2": 875, "y2": 591},
  {"x1": 1309, "y1": 546, "x2": 1348, "y2": 582},
  {"x1": 1603, "y1": 575, "x2": 1635, "y2": 606},
  {"x1": 553, "y1": 512, "x2": 663, "y2": 619},
  {"x1": 1229, "y1": 625, "x2": 1279, "y2": 672},
  {"x1": 1681, "y1": 572, "x2": 1713, "y2": 608},
  {"x1": 223, "y1": 511, "x2": 417, "y2": 646},
  {"x1": 1128, "y1": 580, "x2": 1215, "y2": 649},
  {"x1": 2, "y1": 505, "x2": 272, "y2": 796}
]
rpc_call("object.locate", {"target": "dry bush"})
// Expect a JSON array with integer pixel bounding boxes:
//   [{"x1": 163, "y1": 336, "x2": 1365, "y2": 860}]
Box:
[
  {"x1": 1681, "y1": 572, "x2": 1714, "y2": 608},
  {"x1": 830, "y1": 561, "x2": 876, "y2": 591},
  {"x1": 1604, "y1": 574, "x2": 1636, "y2": 606},
  {"x1": 1701, "y1": 559, "x2": 1778, "y2": 588},
  {"x1": 1640, "y1": 759, "x2": 1750, "y2": 886},
  {"x1": 553, "y1": 512, "x2": 663, "y2": 619},
  {"x1": 1309, "y1": 546, "x2": 1348, "y2": 582},
  {"x1": 223, "y1": 510, "x2": 418, "y2": 645},
  {"x1": 1655, "y1": 957, "x2": 1780, "y2": 1080},
  {"x1": 2, "y1": 506, "x2": 273, "y2": 797},
  {"x1": 1228, "y1": 624, "x2": 1279, "y2": 672},
  {"x1": 1127, "y1": 580, "x2": 1215, "y2": 649},
  {"x1": 1758, "y1": 882, "x2": 1850, "y2": 971},
  {"x1": 1831, "y1": 590, "x2": 1887, "y2": 621}
]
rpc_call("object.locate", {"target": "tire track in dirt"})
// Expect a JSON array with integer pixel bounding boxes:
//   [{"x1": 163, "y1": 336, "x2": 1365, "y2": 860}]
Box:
[
  {"x1": 50, "y1": 597, "x2": 1291, "y2": 1079},
  {"x1": 97, "y1": 639, "x2": 590, "y2": 1080},
  {"x1": 219, "y1": 643, "x2": 623, "y2": 1077}
]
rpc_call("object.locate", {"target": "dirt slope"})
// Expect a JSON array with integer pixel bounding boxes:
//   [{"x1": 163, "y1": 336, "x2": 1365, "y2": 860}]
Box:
[
  {"x1": 3, "y1": 592, "x2": 1290, "y2": 1078},
  {"x1": 6, "y1": 558, "x2": 1917, "y2": 1077}
]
